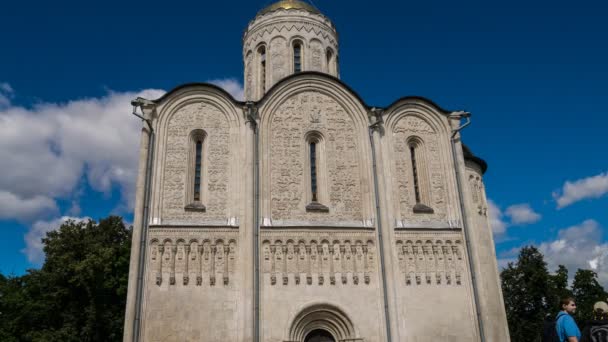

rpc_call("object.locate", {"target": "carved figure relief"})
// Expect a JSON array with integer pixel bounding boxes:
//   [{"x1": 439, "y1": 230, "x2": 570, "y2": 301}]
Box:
[
  {"x1": 148, "y1": 230, "x2": 237, "y2": 287},
  {"x1": 469, "y1": 173, "x2": 487, "y2": 216},
  {"x1": 310, "y1": 39, "x2": 323, "y2": 71},
  {"x1": 393, "y1": 115, "x2": 447, "y2": 222},
  {"x1": 270, "y1": 37, "x2": 287, "y2": 84},
  {"x1": 269, "y1": 92, "x2": 363, "y2": 222},
  {"x1": 245, "y1": 51, "x2": 253, "y2": 100},
  {"x1": 261, "y1": 234, "x2": 375, "y2": 286},
  {"x1": 162, "y1": 102, "x2": 231, "y2": 221},
  {"x1": 396, "y1": 237, "x2": 464, "y2": 286}
]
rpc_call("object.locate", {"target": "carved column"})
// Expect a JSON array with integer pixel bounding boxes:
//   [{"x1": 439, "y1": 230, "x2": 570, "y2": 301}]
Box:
[
  {"x1": 306, "y1": 245, "x2": 312, "y2": 285},
  {"x1": 197, "y1": 245, "x2": 203, "y2": 286},
  {"x1": 317, "y1": 245, "x2": 324, "y2": 285},
  {"x1": 170, "y1": 245, "x2": 177, "y2": 285},
  {"x1": 183, "y1": 245, "x2": 190, "y2": 285},
  {"x1": 282, "y1": 245, "x2": 288, "y2": 285},
  {"x1": 270, "y1": 245, "x2": 277, "y2": 285},
  {"x1": 351, "y1": 245, "x2": 359, "y2": 285},
  {"x1": 156, "y1": 246, "x2": 164, "y2": 286},
  {"x1": 210, "y1": 245, "x2": 217, "y2": 286},
  {"x1": 223, "y1": 245, "x2": 230, "y2": 285},
  {"x1": 329, "y1": 245, "x2": 335, "y2": 285},
  {"x1": 340, "y1": 245, "x2": 347, "y2": 284}
]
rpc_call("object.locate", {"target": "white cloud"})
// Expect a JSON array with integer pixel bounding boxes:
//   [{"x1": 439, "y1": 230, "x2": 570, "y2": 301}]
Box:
[
  {"x1": 2, "y1": 79, "x2": 242, "y2": 266},
  {"x1": 0, "y1": 191, "x2": 58, "y2": 222},
  {"x1": 537, "y1": 220, "x2": 608, "y2": 287},
  {"x1": 488, "y1": 199, "x2": 508, "y2": 235},
  {"x1": 505, "y1": 203, "x2": 541, "y2": 225},
  {"x1": 0, "y1": 88, "x2": 165, "y2": 221},
  {"x1": 553, "y1": 172, "x2": 608, "y2": 208},
  {"x1": 498, "y1": 220, "x2": 608, "y2": 286},
  {"x1": 0, "y1": 79, "x2": 243, "y2": 225},
  {"x1": 22, "y1": 216, "x2": 90, "y2": 264},
  {"x1": 208, "y1": 78, "x2": 244, "y2": 101}
]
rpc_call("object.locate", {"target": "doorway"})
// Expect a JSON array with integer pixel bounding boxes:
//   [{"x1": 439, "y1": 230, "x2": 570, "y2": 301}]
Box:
[{"x1": 304, "y1": 329, "x2": 335, "y2": 342}]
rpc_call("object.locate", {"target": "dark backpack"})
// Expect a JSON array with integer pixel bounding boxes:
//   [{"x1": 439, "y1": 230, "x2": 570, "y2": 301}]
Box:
[
  {"x1": 589, "y1": 325, "x2": 608, "y2": 342},
  {"x1": 542, "y1": 313, "x2": 567, "y2": 342}
]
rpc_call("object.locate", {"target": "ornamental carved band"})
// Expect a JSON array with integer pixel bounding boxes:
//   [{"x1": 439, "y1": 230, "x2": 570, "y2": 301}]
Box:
[
  {"x1": 261, "y1": 233, "x2": 376, "y2": 286},
  {"x1": 148, "y1": 230, "x2": 237, "y2": 287},
  {"x1": 396, "y1": 235, "x2": 464, "y2": 287}
]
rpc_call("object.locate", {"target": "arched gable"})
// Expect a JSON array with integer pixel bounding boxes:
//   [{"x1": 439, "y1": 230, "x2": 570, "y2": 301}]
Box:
[
  {"x1": 382, "y1": 98, "x2": 458, "y2": 224},
  {"x1": 258, "y1": 74, "x2": 374, "y2": 226},
  {"x1": 150, "y1": 84, "x2": 243, "y2": 226}
]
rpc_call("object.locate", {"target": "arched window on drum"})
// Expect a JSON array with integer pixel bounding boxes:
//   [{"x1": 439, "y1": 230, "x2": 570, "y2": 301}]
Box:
[{"x1": 293, "y1": 40, "x2": 303, "y2": 73}]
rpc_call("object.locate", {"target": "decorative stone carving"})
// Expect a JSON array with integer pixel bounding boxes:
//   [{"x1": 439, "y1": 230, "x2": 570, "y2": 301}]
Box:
[
  {"x1": 468, "y1": 172, "x2": 487, "y2": 216},
  {"x1": 310, "y1": 39, "x2": 323, "y2": 71},
  {"x1": 393, "y1": 115, "x2": 447, "y2": 222},
  {"x1": 148, "y1": 228, "x2": 237, "y2": 287},
  {"x1": 270, "y1": 36, "x2": 287, "y2": 84},
  {"x1": 395, "y1": 232, "x2": 465, "y2": 286},
  {"x1": 243, "y1": 21, "x2": 338, "y2": 52},
  {"x1": 245, "y1": 51, "x2": 253, "y2": 100},
  {"x1": 261, "y1": 230, "x2": 375, "y2": 286},
  {"x1": 162, "y1": 102, "x2": 231, "y2": 222},
  {"x1": 269, "y1": 92, "x2": 363, "y2": 222}
]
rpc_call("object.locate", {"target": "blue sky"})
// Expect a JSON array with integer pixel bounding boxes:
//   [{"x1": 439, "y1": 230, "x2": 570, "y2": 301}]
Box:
[{"x1": 1, "y1": 0, "x2": 607, "y2": 284}]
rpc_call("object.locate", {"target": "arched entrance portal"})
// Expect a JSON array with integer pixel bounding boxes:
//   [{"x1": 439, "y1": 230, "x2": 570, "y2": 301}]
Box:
[
  {"x1": 287, "y1": 304, "x2": 361, "y2": 342},
  {"x1": 305, "y1": 329, "x2": 335, "y2": 342}
]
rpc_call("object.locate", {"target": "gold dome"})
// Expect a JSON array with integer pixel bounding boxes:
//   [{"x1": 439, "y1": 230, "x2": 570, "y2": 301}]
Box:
[{"x1": 258, "y1": 0, "x2": 320, "y2": 15}]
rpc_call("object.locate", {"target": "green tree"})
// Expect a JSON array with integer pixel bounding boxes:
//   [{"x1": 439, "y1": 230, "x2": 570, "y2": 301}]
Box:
[
  {"x1": 0, "y1": 216, "x2": 131, "y2": 342},
  {"x1": 572, "y1": 269, "x2": 608, "y2": 322},
  {"x1": 501, "y1": 246, "x2": 551, "y2": 342},
  {"x1": 547, "y1": 265, "x2": 572, "y2": 312}
]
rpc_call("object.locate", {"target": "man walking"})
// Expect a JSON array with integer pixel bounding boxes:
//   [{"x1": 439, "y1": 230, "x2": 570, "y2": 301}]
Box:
[{"x1": 557, "y1": 297, "x2": 581, "y2": 342}]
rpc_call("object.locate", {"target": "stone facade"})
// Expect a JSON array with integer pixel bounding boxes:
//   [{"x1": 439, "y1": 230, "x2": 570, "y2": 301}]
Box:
[{"x1": 123, "y1": 1, "x2": 510, "y2": 341}]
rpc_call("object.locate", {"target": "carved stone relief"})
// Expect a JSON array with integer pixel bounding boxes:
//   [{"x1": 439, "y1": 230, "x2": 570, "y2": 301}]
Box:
[
  {"x1": 261, "y1": 230, "x2": 375, "y2": 286},
  {"x1": 395, "y1": 232, "x2": 464, "y2": 286},
  {"x1": 162, "y1": 102, "x2": 231, "y2": 221},
  {"x1": 148, "y1": 228, "x2": 237, "y2": 287},
  {"x1": 269, "y1": 92, "x2": 363, "y2": 222},
  {"x1": 245, "y1": 51, "x2": 253, "y2": 100},
  {"x1": 244, "y1": 21, "x2": 338, "y2": 52},
  {"x1": 270, "y1": 37, "x2": 287, "y2": 84},
  {"x1": 468, "y1": 172, "x2": 487, "y2": 216},
  {"x1": 310, "y1": 39, "x2": 323, "y2": 71},
  {"x1": 393, "y1": 115, "x2": 447, "y2": 222}
]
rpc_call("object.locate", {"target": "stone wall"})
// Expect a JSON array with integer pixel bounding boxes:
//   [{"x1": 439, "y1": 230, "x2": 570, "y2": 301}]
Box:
[{"x1": 141, "y1": 228, "x2": 240, "y2": 342}]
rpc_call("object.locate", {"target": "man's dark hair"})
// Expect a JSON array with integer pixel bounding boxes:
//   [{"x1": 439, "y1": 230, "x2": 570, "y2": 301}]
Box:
[{"x1": 561, "y1": 297, "x2": 575, "y2": 309}]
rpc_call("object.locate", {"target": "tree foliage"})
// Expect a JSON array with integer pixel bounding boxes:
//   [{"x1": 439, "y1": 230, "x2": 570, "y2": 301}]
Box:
[
  {"x1": 572, "y1": 269, "x2": 608, "y2": 322},
  {"x1": 501, "y1": 245, "x2": 608, "y2": 342},
  {"x1": 0, "y1": 216, "x2": 131, "y2": 342}
]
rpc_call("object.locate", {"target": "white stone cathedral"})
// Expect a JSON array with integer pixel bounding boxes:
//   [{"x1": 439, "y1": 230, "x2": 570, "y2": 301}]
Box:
[{"x1": 123, "y1": 1, "x2": 510, "y2": 341}]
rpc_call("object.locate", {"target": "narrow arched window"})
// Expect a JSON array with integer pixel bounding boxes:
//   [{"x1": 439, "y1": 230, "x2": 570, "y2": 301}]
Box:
[
  {"x1": 185, "y1": 130, "x2": 206, "y2": 211},
  {"x1": 310, "y1": 141, "x2": 318, "y2": 201},
  {"x1": 409, "y1": 145, "x2": 421, "y2": 204},
  {"x1": 326, "y1": 48, "x2": 333, "y2": 73},
  {"x1": 305, "y1": 132, "x2": 328, "y2": 212},
  {"x1": 258, "y1": 46, "x2": 266, "y2": 95},
  {"x1": 409, "y1": 138, "x2": 434, "y2": 214},
  {"x1": 194, "y1": 140, "x2": 202, "y2": 201},
  {"x1": 294, "y1": 42, "x2": 302, "y2": 73}
]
